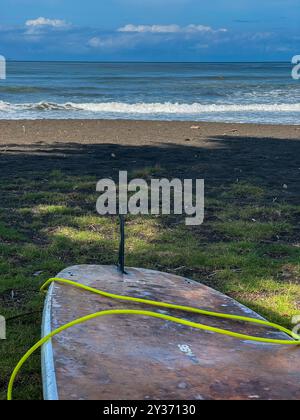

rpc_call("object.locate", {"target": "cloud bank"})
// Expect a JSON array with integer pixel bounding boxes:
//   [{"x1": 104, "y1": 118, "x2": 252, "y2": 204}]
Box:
[
  {"x1": 118, "y1": 24, "x2": 227, "y2": 34},
  {"x1": 0, "y1": 17, "x2": 296, "y2": 61}
]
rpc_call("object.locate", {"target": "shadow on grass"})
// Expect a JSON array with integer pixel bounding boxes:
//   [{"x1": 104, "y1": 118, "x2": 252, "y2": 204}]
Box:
[{"x1": 0, "y1": 134, "x2": 299, "y2": 399}]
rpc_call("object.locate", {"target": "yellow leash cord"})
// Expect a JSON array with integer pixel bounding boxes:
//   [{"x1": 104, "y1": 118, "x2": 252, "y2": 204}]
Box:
[
  {"x1": 7, "y1": 277, "x2": 300, "y2": 400},
  {"x1": 42, "y1": 278, "x2": 300, "y2": 339}
]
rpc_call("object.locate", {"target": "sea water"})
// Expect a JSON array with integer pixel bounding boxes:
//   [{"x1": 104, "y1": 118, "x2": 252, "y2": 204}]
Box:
[{"x1": 0, "y1": 61, "x2": 299, "y2": 124}]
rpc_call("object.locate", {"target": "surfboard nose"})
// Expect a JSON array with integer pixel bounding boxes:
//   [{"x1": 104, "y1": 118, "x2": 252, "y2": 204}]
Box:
[{"x1": 41, "y1": 265, "x2": 300, "y2": 400}]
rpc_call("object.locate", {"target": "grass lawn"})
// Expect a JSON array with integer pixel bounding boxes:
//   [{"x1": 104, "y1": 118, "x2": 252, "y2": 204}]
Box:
[{"x1": 0, "y1": 136, "x2": 299, "y2": 400}]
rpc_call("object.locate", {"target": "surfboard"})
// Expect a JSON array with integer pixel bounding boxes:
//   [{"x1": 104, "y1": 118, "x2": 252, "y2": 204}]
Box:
[{"x1": 41, "y1": 265, "x2": 300, "y2": 400}]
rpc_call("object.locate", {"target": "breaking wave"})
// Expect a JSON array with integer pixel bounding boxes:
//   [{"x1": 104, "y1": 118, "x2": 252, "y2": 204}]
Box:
[{"x1": 1, "y1": 100, "x2": 300, "y2": 114}]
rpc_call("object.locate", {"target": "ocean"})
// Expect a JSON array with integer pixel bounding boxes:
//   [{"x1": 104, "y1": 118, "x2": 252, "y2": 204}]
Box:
[{"x1": 0, "y1": 61, "x2": 299, "y2": 124}]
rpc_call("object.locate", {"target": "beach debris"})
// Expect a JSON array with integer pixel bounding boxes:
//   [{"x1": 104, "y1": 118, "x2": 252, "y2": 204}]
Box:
[
  {"x1": 33, "y1": 271, "x2": 43, "y2": 277},
  {"x1": 223, "y1": 129, "x2": 239, "y2": 135},
  {"x1": 88, "y1": 224, "x2": 98, "y2": 232},
  {"x1": 185, "y1": 138, "x2": 191, "y2": 142},
  {"x1": 173, "y1": 266, "x2": 186, "y2": 272},
  {"x1": 190, "y1": 125, "x2": 200, "y2": 129}
]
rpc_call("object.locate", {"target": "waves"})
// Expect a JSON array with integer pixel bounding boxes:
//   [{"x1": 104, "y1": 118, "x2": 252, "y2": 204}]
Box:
[
  {"x1": 1, "y1": 100, "x2": 299, "y2": 124},
  {"x1": 1, "y1": 100, "x2": 300, "y2": 115},
  {"x1": 0, "y1": 101, "x2": 76, "y2": 112},
  {"x1": 1, "y1": 62, "x2": 299, "y2": 124}
]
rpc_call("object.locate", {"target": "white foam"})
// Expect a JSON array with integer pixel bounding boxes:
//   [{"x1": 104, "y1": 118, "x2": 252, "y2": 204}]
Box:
[
  {"x1": 1, "y1": 100, "x2": 300, "y2": 114},
  {"x1": 63, "y1": 102, "x2": 300, "y2": 114}
]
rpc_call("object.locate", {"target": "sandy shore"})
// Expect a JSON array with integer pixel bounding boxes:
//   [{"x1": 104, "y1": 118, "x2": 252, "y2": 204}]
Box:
[
  {"x1": 0, "y1": 120, "x2": 300, "y2": 146},
  {"x1": 0, "y1": 120, "x2": 299, "y2": 204}
]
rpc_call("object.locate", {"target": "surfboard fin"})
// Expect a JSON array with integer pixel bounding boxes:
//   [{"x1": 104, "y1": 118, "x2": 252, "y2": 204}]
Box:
[{"x1": 118, "y1": 215, "x2": 126, "y2": 274}]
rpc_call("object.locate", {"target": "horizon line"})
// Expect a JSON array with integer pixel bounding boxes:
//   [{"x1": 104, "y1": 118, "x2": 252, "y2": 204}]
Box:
[{"x1": 5, "y1": 60, "x2": 291, "y2": 64}]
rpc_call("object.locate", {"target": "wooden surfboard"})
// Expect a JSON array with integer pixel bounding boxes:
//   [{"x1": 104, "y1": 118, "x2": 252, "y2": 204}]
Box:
[{"x1": 41, "y1": 265, "x2": 300, "y2": 400}]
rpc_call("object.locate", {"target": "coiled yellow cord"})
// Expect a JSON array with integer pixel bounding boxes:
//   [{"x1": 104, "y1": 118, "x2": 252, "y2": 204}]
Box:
[{"x1": 7, "y1": 277, "x2": 300, "y2": 400}]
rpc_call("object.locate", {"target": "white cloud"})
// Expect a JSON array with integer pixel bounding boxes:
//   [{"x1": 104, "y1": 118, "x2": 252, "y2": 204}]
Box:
[
  {"x1": 25, "y1": 17, "x2": 70, "y2": 32},
  {"x1": 88, "y1": 37, "x2": 103, "y2": 48},
  {"x1": 26, "y1": 17, "x2": 68, "y2": 28},
  {"x1": 87, "y1": 35, "x2": 138, "y2": 50},
  {"x1": 118, "y1": 24, "x2": 181, "y2": 33},
  {"x1": 187, "y1": 25, "x2": 227, "y2": 33},
  {"x1": 87, "y1": 23, "x2": 228, "y2": 52},
  {"x1": 118, "y1": 24, "x2": 227, "y2": 34}
]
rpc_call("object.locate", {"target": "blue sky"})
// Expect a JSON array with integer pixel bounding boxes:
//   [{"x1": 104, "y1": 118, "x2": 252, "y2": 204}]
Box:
[{"x1": 0, "y1": 0, "x2": 299, "y2": 61}]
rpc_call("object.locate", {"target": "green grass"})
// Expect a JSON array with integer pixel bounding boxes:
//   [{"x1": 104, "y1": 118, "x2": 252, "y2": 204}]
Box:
[
  {"x1": 0, "y1": 169, "x2": 299, "y2": 400},
  {"x1": 214, "y1": 220, "x2": 292, "y2": 241},
  {"x1": 130, "y1": 165, "x2": 163, "y2": 179},
  {"x1": 227, "y1": 181, "x2": 265, "y2": 199},
  {"x1": 0, "y1": 222, "x2": 25, "y2": 241}
]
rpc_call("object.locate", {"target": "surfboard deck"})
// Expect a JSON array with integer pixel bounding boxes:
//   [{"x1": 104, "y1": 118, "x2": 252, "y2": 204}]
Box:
[{"x1": 42, "y1": 265, "x2": 300, "y2": 400}]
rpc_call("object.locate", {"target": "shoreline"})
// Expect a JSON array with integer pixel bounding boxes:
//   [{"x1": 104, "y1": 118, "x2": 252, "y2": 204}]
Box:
[
  {"x1": 1, "y1": 119, "x2": 300, "y2": 125},
  {"x1": 1, "y1": 119, "x2": 300, "y2": 146}
]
